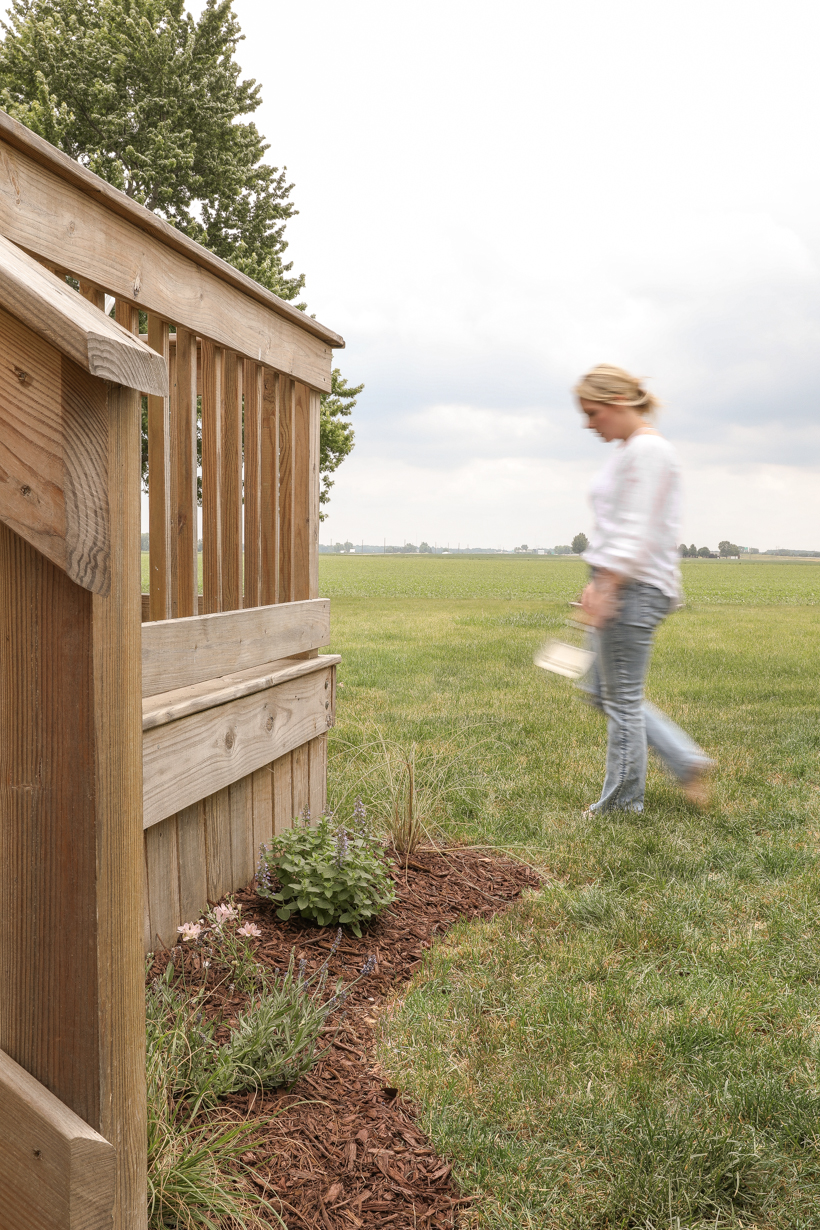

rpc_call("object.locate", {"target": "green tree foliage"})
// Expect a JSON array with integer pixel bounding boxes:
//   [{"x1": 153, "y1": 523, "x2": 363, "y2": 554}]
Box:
[
  {"x1": 572, "y1": 532, "x2": 589, "y2": 554},
  {"x1": 718, "y1": 539, "x2": 741, "y2": 557},
  {"x1": 0, "y1": 0, "x2": 360, "y2": 505},
  {"x1": 320, "y1": 369, "x2": 360, "y2": 517}
]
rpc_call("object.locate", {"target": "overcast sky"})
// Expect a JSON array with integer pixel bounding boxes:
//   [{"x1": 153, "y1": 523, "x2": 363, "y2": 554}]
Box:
[{"x1": 191, "y1": 0, "x2": 820, "y2": 549}]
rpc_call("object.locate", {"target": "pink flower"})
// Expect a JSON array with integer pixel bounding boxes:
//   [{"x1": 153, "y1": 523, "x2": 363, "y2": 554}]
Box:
[
  {"x1": 212, "y1": 903, "x2": 240, "y2": 925},
  {"x1": 177, "y1": 921, "x2": 203, "y2": 942},
  {"x1": 237, "y1": 922, "x2": 262, "y2": 939}
]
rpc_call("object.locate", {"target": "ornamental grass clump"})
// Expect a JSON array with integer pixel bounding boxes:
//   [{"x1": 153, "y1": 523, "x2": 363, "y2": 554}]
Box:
[{"x1": 257, "y1": 804, "x2": 395, "y2": 936}]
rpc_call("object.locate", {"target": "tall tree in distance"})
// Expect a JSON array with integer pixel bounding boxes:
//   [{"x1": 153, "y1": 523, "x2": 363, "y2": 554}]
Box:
[{"x1": 0, "y1": 0, "x2": 358, "y2": 500}]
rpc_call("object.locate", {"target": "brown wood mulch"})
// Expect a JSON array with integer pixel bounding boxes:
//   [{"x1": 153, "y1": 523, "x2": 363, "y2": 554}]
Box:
[{"x1": 150, "y1": 846, "x2": 541, "y2": 1229}]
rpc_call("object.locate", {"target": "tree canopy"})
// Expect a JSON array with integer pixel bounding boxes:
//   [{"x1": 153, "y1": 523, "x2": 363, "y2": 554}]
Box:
[
  {"x1": 572, "y1": 532, "x2": 589, "y2": 554},
  {"x1": 0, "y1": 0, "x2": 359, "y2": 505}
]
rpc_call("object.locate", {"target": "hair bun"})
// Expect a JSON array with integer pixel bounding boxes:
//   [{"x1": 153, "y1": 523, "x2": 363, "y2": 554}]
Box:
[{"x1": 573, "y1": 365, "x2": 660, "y2": 415}]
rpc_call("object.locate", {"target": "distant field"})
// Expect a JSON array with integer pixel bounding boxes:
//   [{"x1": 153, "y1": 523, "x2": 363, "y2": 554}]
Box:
[{"x1": 318, "y1": 553, "x2": 820, "y2": 1229}]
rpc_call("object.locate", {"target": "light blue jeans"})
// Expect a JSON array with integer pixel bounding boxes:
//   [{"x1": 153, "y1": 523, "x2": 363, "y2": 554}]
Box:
[{"x1": 578, "y1": 581, "x2": 710, "y2": 813}]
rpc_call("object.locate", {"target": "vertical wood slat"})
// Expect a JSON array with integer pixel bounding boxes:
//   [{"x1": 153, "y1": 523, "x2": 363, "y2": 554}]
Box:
[
  {"x1": 78, "y1": 279, "x2": 106, "y2": 312},
  {"x1": 115, "y1": 297, "x2": 139, "y2": 336},
  {"x1": 204, "y1": 787, "x2": 233, "y2": 903},
  {"x1": 261, "y1": 368, "x2": 279, "y2": 606},
  {"x1": 147, "y1": 315, "x2": 171, "y2": 621},
  {"x1": 293, "y1": 381, "x2": 311, "y2": 603},
  {"x1": 144, "y1": 817, "x2": 180, "y2": 950},
  {"x1": 201, "y1": 342, "x2": 222, "y2": 614},
  {"x1": 177, "y1": 803, "x2": 208, "y2": 924},
  {"x1": 308, "y1": 734, "x2": 327, "y2": 817},
  {"x1": 171, "y1": 328, "x2": 198, "y2": 618},
  {"x1": 229, "y1": 776, "x2": 254, "y2": 890},
  {"x1": 273, "y1": 752, "x2": 293, "y2": 835},
  {"x1": 308, "y1": 389, "x2": 321, "y2": 601},
  {"x1": 221, "y1": 351, "x2": 243, "y2": 611},
  {"x1": 291, "y1": 742, "x2": 310, "y2": 819},
  {"x1": 251, "y1": 766, "x2": 273, "y2": 865},
  {"x1": 278, "y1": 377, "x2": 294, "y2": 603},
  {"x1": 243, "y1": 360, "x2": 263, "y2": 608}
]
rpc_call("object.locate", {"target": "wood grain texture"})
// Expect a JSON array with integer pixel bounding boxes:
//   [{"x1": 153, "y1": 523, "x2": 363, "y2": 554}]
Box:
[
  {"x1": 308, "y1": 389, "x2": 321, "y2": 602},
  {"x1": 293, "y1": 381, "x2": 311, "y2": 604},
  {"x1": 141, "y1": 598, "x2": 330, "y2": 696},
  {"x1": 201, "y1": 341, "x2": 222, "y2": 615},
  {"x1": 278, "y1": 377, "x2": 294, "y2": 603},
  {"x1": 260, "y1": 368, "x2": 279, "y2": 606},
  {"x1": 229, "y1": 774, "x2": 254, "y2": 891},
  {"x1": 176, "y1": 803, "x2": 208, "y2": 926},
  {"x1": 0, "y1": 112, "x2": 344, "y2": 355},
  {"x1": 142, "y1": 653, "x2": 341, "y2": 731},
  {"x1": 91, "y1": 381, "x2": 147, "y2": 1230},
  {"x1": 0, "y1": 1047, "x2": 115, "y2": 1230},
  {"x1": 251, "y1": 766, "x2": 274, "y2": 862},
  {"x1": 143, "y1": 666, "x2": 334, "y2": 828},
  {"x1": 0, "y1": 231, "x2": 167, "y2": 394},
  {"x1": 144, "y1": 817, "x2": 181, "y2": 951},
  {"x1": 220, "y1": 350, "x2": 242, "y2": 611},
  {"x1": 291, "y1": 741, "x2": 310, "y2": 821},
  {"x1": 243, "y1": 360, "x2": 262, "y2": 609},
  {"x1": 78, "y1": 278, "x2": 105, "y2": 312},
  {"x1": 308, "y1": 733, "x2": 328, "y2": 817},
  {"x1": 146, "y1": 315, "x2": 171, "y2": 622},
  {"x1": 171, "y1": 327, "x2": 198, "y2": 618},
  {"x1": 272, "y1": 752, "x2": 294, "y2": 836},
  {"x1": 204, "y1": 787, "x2": 233, "y2": 903},
  {"x1": 0, "y1": 305, "x2": 110, "y2": 594}
]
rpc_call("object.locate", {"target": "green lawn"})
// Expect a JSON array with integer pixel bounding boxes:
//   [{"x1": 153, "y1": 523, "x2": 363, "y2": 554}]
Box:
[{"x1": 320, "y1": 556, "x2": 820, "y2": 1230}]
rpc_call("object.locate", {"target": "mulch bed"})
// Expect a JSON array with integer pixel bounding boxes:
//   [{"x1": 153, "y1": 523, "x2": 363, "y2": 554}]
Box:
[{"x1": 150, "y1": 846, "x2": 541, "y2": 1229}]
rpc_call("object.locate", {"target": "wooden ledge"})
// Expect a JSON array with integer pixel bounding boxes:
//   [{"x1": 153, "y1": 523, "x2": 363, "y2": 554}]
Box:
[{"x1": 142, "y1": 653, "x2": 341, "y2": 731}]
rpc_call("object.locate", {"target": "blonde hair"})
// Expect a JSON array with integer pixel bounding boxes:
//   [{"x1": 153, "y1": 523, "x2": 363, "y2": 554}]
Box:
[{"x1": 573, "y1": 364, "x2": 660, "y2": 416}]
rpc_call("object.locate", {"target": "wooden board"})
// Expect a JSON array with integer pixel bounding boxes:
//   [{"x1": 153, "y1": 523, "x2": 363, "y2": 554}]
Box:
[
  {"x1": 147, "y1": 314, "x2": 171, "y2": 622},
  {"x1": 0, "y1": 304, "x2": 110, "y2": 594},
  {"x1": 176, "y1": 803, "x2": 208, "y2": 926},
  {"x1": 309, "y1": 390, "x2": 321, "y2": 601},
  {"x1": 142, "y1": 654, "x2": 341, "y2": 731},
  {"x1": 0, "y1": 132, "x2": 338, "y2": 390},
  {"x1": 204, "y1": 787, "x2": 233, "y2": 903},
  {"x1": 220, "y1": 350, "x2": 242, "y2": 611},
  {"x1": 293, "y1": 381, "x2": 311, "y2": 603},
  {"x1": 251, "y1": 766, "x2": 274, "y2": 862},
  {"x1": 201, "y1": 341, "x2": 222, "y2": 614},
  {"x1": 141, "y1": 598, "x2": 330, "y2": 696},
  {"x1": 278, "y1": 377, "x2": 294, "y2": 602},
  {"x1": 0, "y1": 230, "x2": 167, "y2": 394},
  {"x1": 144, "y1": 816, "x2": 181, "y2": 951},
  {"x1": 0, "y1": 111, "x2": 344, "y2": 352},
  {"x1": 272, "y1": 752, "x2": 294, "y2": 836},
  {"x1": 170, "y1": 327, "x2": 198, "y2": 618},
  {"x1": 143, "y1": 665, "x2": 334, "y2": 828},
  {"x1": 260, "y1": 368, "x2": 279, "y2": 606},
  {"x1": 229, "y1": 774, "x2": 254, "y2": 891},
  {"x1": 309, "y1": 733, "x2": 328, "y2": 817},
  {"x1": 243, "y1": 360, "x2": 262, "y2": 609},
  {"x1": 0, "y1": 1048, "x2": 115, "y2": 1230},
  {"x1": 291, "y1": 741, "x2": 310, "y2": 819}
]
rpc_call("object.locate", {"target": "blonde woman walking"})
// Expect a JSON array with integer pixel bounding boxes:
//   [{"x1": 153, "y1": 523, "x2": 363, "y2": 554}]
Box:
[{"x1": 574, "y1": 364, "x2": 712, "y2": 813}]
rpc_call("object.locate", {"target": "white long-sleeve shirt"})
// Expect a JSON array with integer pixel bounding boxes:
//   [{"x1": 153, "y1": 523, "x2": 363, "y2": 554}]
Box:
[{"x1": 582, "y1": 431, "x2": 682, "y2": 602}]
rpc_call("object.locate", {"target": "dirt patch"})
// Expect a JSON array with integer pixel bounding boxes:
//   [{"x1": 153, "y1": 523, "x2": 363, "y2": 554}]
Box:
[{"x1": 151, "y1": 846, "x2": 541, "y2": 1228}]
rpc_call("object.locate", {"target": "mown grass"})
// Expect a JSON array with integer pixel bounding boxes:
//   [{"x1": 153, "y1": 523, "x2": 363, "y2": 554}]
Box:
[{"x1": 321, "y1": 555, "x2": 820, "y2": 1229}]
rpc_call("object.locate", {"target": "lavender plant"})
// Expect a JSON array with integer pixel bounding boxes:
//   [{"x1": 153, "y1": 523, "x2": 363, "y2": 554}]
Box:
[{"x1": 257, "y1": 805, "x2": 395, "y2": 936}]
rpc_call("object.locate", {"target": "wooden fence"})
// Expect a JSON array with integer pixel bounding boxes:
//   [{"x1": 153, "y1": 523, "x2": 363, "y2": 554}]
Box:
[{"x1": 0, "y1": 110, "x2": 344, "y2": 1229}]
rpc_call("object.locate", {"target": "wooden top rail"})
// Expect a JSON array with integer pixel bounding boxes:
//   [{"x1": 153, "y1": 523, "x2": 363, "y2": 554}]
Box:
[
  {"x1": 141, "y1": 599, "x2": 331, "y2": 696},
  {"x1": 0, "y1": 111, "x2": 343, "y2": 390}
]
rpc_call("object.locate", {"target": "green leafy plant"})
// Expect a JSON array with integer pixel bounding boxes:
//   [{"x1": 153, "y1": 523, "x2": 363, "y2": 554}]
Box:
[{"x1": 257, "y1": 808, "x2": 396, "y2": 936}]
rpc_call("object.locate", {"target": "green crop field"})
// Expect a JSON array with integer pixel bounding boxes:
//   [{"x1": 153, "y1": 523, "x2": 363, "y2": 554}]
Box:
[{"x1": 320, "y1": 555, "x2": 820, "y2": 1229}]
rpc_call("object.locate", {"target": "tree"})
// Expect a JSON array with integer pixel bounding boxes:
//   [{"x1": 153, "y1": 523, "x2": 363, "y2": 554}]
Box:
[
  {"x1": 419, "y1": 542, "x2": 432, "y2": 553},
  {"x1": 320, "y1": 369, "x2": 361, "y2": 518},
  {"x1": 0, "y1": 0, "x2": 359, "y2": 504},
  {"x1": 572, "y1": 532, "x2": 589, "y2": 554},
  {"x1": 718, "y1": 540, "x2": 741, "y2": 557},
  {"x1": 697, "y1": 546, "x2": 712, "y2": 558}
]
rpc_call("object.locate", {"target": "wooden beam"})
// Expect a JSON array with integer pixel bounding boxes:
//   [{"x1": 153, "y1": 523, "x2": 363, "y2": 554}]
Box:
[
  {"x1": 260, "y1": 368, "x2": 279, "y2": 606},
  {"x1": 243, "y1": 360, "x2": 262, "y2": 609},
  {"x1": 0, "y1": 232, "x2": 166, "y2": 394},
  {"x1": 293, "y1": 380, "x2": 311, "y2": 603},
  {"x1": 278, "y1": 377, "x2": 294, "y2": 603},
  {"x1": 143, "y1": 652, "x2": 341, "y2": 730},
  {"x1": 0, "y1": 133, "x2": 337, "y2": 390},
  {"x1": 0, "y1": 111, "x2": 344, "y2": 353},
  {"x1": 309, "y1": 389, "x2": 321, "y2": 601},
  {"x1": 0, "y1": 1048, "x2": 115, "y2": 1230},
  {"x1": 170, "y1": 327, "x2": 198, "y2": 618},
  {"x1": 143, "y1": 663, "x2": 335, "y2": 828},
  {"x1": 141, "y1": 597, "x2": 331, "y2": 696}
]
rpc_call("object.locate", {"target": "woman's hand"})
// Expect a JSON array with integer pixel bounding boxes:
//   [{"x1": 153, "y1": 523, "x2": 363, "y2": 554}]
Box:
[{"x1": 581, "y1": 573, "x2": 622, "y2": 627}]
